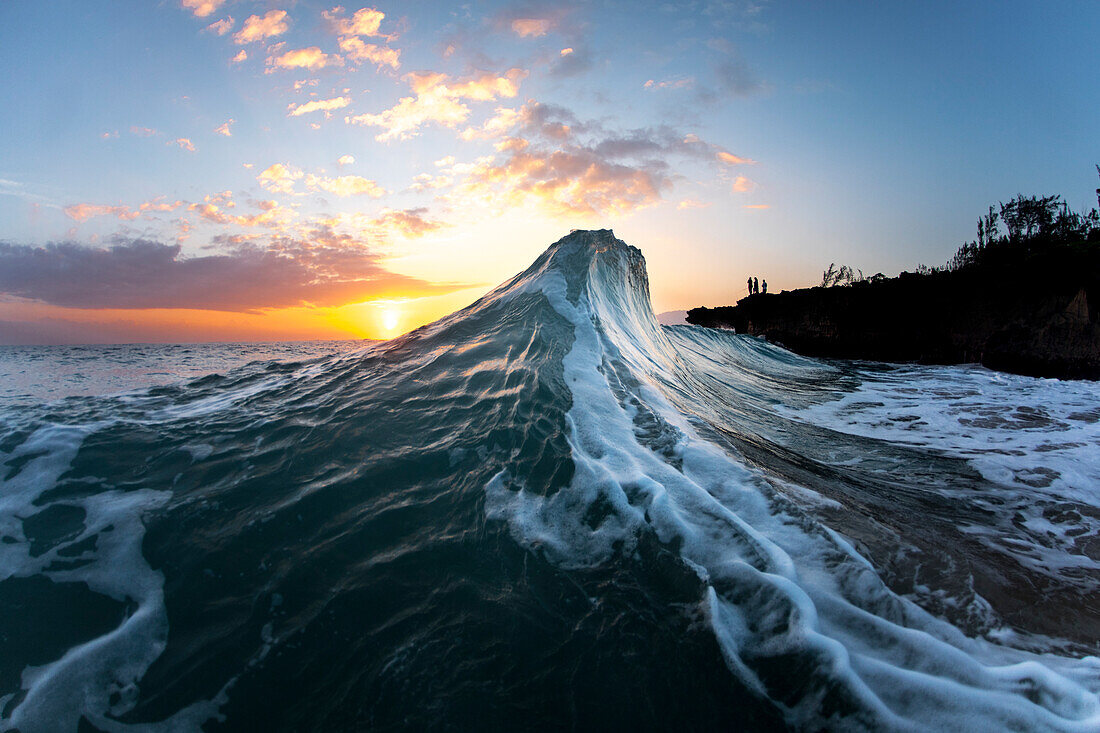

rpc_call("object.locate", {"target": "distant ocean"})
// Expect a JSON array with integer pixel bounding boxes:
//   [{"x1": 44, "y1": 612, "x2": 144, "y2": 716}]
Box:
[
  {"x1": 0, "y1": 340, "x2": 363, "y2": 406},
  {"x1": 1, "y1": 231, "x2": 1098, "y2": 731}
]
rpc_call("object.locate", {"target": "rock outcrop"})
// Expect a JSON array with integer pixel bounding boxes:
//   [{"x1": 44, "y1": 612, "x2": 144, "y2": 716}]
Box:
[{"x1": 687, "y1": 245, "x2": 1100, "y2": 380}]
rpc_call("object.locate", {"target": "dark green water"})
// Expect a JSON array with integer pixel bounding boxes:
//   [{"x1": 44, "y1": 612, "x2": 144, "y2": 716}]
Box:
[{"x1": 1, "y1": 231, "x2": 1098, "y2": 731}]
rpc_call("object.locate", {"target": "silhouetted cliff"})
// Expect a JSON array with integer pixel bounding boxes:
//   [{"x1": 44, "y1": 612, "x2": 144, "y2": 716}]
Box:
[{"x1": 687, "y1": 243, "x2": 1100, "y2": 379}]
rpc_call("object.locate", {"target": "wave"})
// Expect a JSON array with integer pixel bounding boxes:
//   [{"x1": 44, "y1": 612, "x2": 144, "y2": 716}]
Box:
[{"x1": 1, "y1": 229, "x2": 1097, "y2": 731}]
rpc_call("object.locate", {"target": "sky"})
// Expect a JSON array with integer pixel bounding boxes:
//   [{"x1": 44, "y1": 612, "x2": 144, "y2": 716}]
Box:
[{"x1": 0, "y1": 0, "x2": 1097, "y2": 343}]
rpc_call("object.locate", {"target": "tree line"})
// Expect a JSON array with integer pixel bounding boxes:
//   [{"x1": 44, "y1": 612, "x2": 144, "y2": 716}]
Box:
[{"x1": 820, "y1": 165, "x2": 1100, "y2": 286}]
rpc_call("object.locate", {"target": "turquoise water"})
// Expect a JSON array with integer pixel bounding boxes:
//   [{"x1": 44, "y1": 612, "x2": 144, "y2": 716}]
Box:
[{"x1": 1, "y1": 231, "x2": 1098, "y2": 731}]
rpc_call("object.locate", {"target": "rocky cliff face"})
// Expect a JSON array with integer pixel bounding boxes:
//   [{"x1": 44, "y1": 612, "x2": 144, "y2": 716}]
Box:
[{"x1": 687, "y1": 247, "x2": 1100, "y2": 380}]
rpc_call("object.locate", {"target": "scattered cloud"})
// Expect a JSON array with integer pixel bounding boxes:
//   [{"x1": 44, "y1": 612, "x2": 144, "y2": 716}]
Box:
[
  {"x1": 170, "y1": 137, "x2": 196, "y2": 152},
  {"x1": 560, "y1": 48, "x2": 573, "y2": 56},
  {"x1": 181, "y1": 0, "x2": 226, "y2": 19},
  {"x1": 257, "y1": 163, "x2": 303, "y2": 194},
  {"x1": 644, "y1": 77, "x2": 694, "y2": 91},
  {"x1": 0, "y1": 238, "x2": 465, "y2": 312},
  {"x1": 130, "y1": 126, "x2": 158, "y2": 137},
  {"x1": 205, "y1": 16, "x2": 234, "y2": 35},
  {"x1": 731, "y1": 175, "x2": 755, "y2": 192},
  {"x1": 372, "y1": 207, "x2": 446, "y2": 238},
  {"x1": 231, "y1": 49, "x2": 248, "y2": 63},
  {"x1": 287, "y1": 96, "x2": 351, "y2": 117},
  {"x1": 101, "y1": 131, "x2": 119, "y2": 140},
  {"x1": 347, "y1": 68, "x2": 528, "y2": 141},
  {"x1": 713, "y1": 57, "x2": 764, "y2": 97},
  {"x1": 322, "y1": 7, "x2": 390, "y2": 38},
  {"x1": 304, "y1": 174, "x2": 385, "y2": 198},
  {"x1": 743, "y1": 204, "x2": 769, "y2": 209},
  {"x1": 338, "y1": 37, "x2": 400, "y2": 69},
  {"x1": 716, "y1": 150, "x2": 754, "y2": 165},
  {"x1": 677, "y1": 199, "x2": 711, "y2": 210},
  {"x1": 64, "y1": 204, "x2": 140, "y2": 222},
  {"x1": 511, "y1": 18, "x2": 552, "y2": 37},
  {"x1": 234, "y1": 10, "x2": 289, "y2": 44},
  {"x1": 214, "y1": 119, "x2": 234, "y2": 136},
  {"x1": 267, "y1": 46, "x2": 340, "y2": 72},
  {"x1": 337, "y1": 154, "x2": 355, "y2": 167}
]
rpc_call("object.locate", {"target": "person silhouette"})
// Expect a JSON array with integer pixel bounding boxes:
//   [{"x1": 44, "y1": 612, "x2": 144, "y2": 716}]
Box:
[
  {"x1": 753, "y1": 277, "x2": 759, "y2": 295},
  {"x1": 762, "y1": 280, "x2": 767, "y2": 294},
  {"x1": 747, "y1": 277, "x2": 753, "y2": 297}
]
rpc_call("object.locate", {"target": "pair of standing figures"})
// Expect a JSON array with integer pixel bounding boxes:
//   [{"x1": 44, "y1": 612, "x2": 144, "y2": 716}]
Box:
[{"x1": 747, "y1": 277, "x2": 767, "y2": 295}]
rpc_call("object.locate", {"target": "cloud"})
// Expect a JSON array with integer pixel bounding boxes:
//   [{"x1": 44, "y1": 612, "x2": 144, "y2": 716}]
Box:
[
  {"x1": 63, "y1": 197, "x2": 184, "y2": 222},
  {"x1": 337, "y1": 154, "x2": 355, "y2": 167},
  {"x1": 443, "y1": 101, "x2": 754, "y2": 218},
  {"x1": 743, "y1": 204, "x2": 769, "y2": 209},
  {"x1": 713, "y1": 57, "x2": 763, "y2": 96},
  {"x1": 234, "y1": 10, "x2": 289, "y2": 44},
  {"x1": 181, "y1": 0, "x2": 226, "y2": 18},
  {"x1": 371, "y1": 207, "x2": 445, "y2": 238},
  {"x1": 322, "y1": 7, "x2": 390, "y2": 38},
  {"x1": 731, "y1": 175, "x2": 755, "y2": 192},
  {"x1": 64, "y1": 204, "x2": 140, "y2": 222},
  {"x1": 511, "y1": 18, "x2": 552, "y2": 37},
  {"x1": 550, "y1": 44, "x2": 592, "y2": 77},
  {"x1": 130, "y1": 126, "x2": 158, "y2": 137},
  {"x1": 231, "y1": 50, "x2": 247, "y2": 63},
  {"x1": 257, "y1": 163, "x2": 303, "y2": 194},
  {"x1": 170, "y1": 137, "x2": 196, "y2": 152},
  {"x1": 304, "y1": 174, "x2": 385, "y2": 198},
  {"x1": 214, "y1": 119, "x2": 234, "y2": 136},
  {"x1": 644, "y1": 77, "x2": 694, "y2": 91},
  {"x1": 716, "y1": 150, "x2": 754, "y2": 165},
  {"x1": 205, "y1": 16, "x2": 234, "y2": 35},
  {"x1": 267, "y1": 46, "x2": 340, "y2": 72},
  {"x1": 287, "y1": 96, "x2": 351, "y2": 116},
  {"x1": 677, "y1": 199, "x2": 711, "y2": 210},
  {"x1": 101, "y1": 131, "x2": 119, "y2": 140},
  {"x1": 338, "y1": 37, "x2": 400, "y2": 69},
  {"x1": 347, "y1": 68, "x2": 528, "y2": 141},
  {"x1": 0, "y1": 238, "x2": 466, "y2": 312}
]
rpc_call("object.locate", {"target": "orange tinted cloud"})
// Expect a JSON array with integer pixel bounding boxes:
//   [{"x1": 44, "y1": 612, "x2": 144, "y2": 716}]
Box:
[
  {"x1": 456, "y1": 142, "x2": 667, "y2": 217},
  {"x1": 234, "y1": 10, "x2": 289, "y2": 44},
  {"x1": 743, "y1": 204, "x2": 770, "y2": 209},
  {"x1": 64, "y1": 204, "x2": 139, "y2": 222},
  {"x1": 372, "y1": 207, "x2": 445, "y2": 238},
  {"x1": 257, "y1": 163, "x2": 303, "y2": 194},
  {"x1": 731, "y1": 175, "x2": 755, "y2": 192},
  {"x1": 347, "y1": 69, "x2": 527, "y2": 141},
  {"x1": 338, "y1": 37, "x2": 400, "y2": 69},
  {"x1": 205, "y1": 16, "x2": 234, "y2": 35},
  {"x1": 231, "y1": 49, "x2": 248, "y2": 63},
  {"x1": 323, "y1": 7, "x2": 389, "y2": 37},
  {"x1": 214, "y1": 119, "x2": 234, "y2": 136},
  {"x1": 170, "y1": 137, "x2": 196, "y2": 152},
  {"x1": 337, "y1": 154, "x2": 355, "y2": 166},
  {"x1": 717, "y1": 150, "x2": 754, "y2": 165},
  {"x1": 181, "y1": 0, "x2": 226, "y2": 18},
  {"x1": 0, "y1": 238, "x2": 466, "y2": 313},
  {"x1": 267, "y1": 46, "x2": 339, "y2": 72},
  {"x1": 304, "y1": 174, "x2": 385, "y2": 198},
  {"x1": 287, "y1": 96, "x2": 351, "y2": 116},
  {"x1": 511, "y1": 18, "x2": 552, "y2": 37}
]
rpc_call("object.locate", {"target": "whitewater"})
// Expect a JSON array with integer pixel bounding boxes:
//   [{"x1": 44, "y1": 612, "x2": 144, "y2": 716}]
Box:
[{"x1": 1, "y1": 230, "x2": 1098, "y2": 731}]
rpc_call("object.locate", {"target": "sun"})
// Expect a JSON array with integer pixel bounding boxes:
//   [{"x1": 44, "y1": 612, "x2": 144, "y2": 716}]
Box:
[{"x1": 382, "y1": 308, "x2": 399, "y2": 332}]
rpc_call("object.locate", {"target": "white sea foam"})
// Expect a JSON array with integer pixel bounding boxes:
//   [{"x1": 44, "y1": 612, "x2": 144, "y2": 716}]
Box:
[
  {"x1": 777, "y1": 364, "x2": 1100, "y2": 579},
  {"x1": 486, "y1": 233, "x2": 1100, "y2": 730},
  {"x1": 0, "y1": 422, "x2": 228, "y2": 732}
]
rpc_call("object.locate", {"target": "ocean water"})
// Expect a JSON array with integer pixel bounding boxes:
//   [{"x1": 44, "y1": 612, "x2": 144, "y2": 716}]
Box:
[{"x1": 1, "y1": 230, "x2": 1098, "y2": 732}]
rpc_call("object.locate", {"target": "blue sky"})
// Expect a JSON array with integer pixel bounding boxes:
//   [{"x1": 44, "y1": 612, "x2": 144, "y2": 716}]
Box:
[{"x1": 0, "y1": 0, "x2": 1097, "y2": 341}]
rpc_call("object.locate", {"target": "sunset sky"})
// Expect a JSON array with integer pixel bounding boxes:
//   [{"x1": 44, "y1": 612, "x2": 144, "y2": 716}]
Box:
[{"x1": 1, "y1": 1, "x2": 1097, "y2": 343}]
